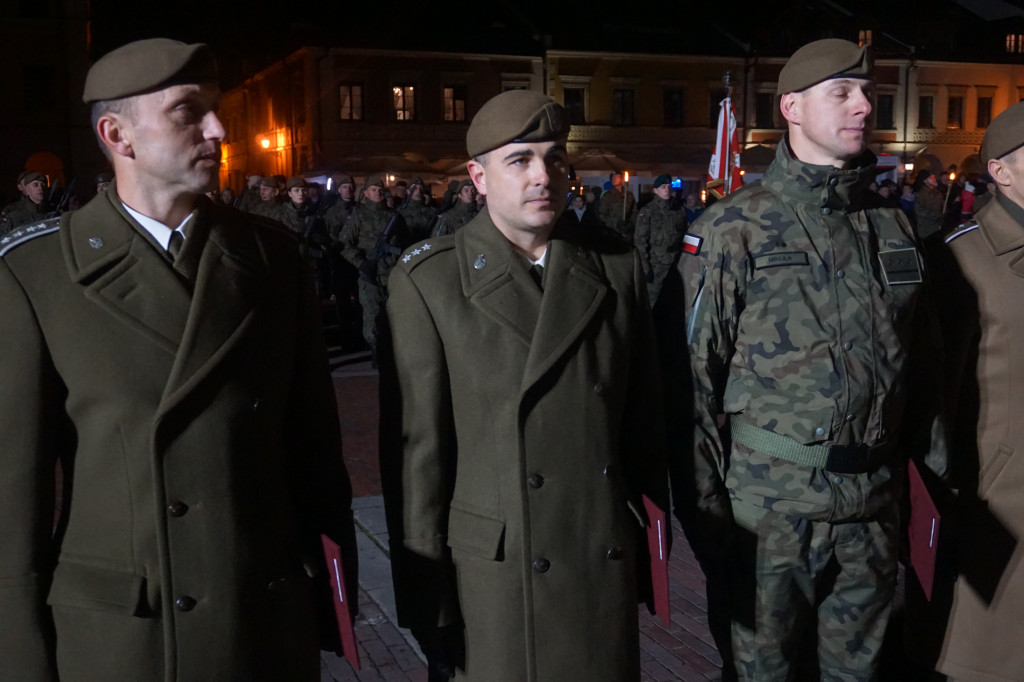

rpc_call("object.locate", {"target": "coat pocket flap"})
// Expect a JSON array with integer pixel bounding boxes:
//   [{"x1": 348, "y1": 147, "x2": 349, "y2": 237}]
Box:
[
  {"x1": 446, "y1": 506, "x2": 505, "y2": 560},
  {"x1": 46, "y1": 561, "x2": 146, "y2": 615}
]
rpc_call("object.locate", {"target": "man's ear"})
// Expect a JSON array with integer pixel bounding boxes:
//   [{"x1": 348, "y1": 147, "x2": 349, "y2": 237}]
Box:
[
  {"x1": 989, "y1": 158, "x2": 1011, "y2": 189},
  {"x1": 96, "y1": 114, "x2": 135, "y2": 160},
  {"x1": 780, "y1": 92, "x2": 800, "y2": 125},
  {"x1": 468, "y1": 159, "x2": 486, "y2": 196}
]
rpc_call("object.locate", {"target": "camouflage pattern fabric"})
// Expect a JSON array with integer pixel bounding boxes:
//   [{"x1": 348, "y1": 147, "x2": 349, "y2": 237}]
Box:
[
  {"x1": 634, "y1": 195, "x2": 685, "y2": 307},
  {"x1": 1, "y1": 196, "x2": 51, "y2": 236},
  {"x1": 598, "y1": 186, "x2": 636, "y2": 240},
  {"x1": 915, "y1": 183, "x2": 945, "y2": 239},
  {"x1": 432, "y1": 200, "x2": 476, "y2": 237},
  {"x1": 398, "y1": 199, "x2": 437, "y2": 241},
  {"x1": 730, "y1": 493, "x2": 898, "y2": 682},
  {"x1": 325, "y1": 199, "x2": 358, "y2": 241},
  {"x1": 678, "y1": 139, "x2": 929, "y2": 680}
]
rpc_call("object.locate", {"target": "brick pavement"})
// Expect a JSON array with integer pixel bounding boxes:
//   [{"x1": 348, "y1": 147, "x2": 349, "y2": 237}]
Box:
[{"x1": 328, "y1": 356, "x2": 932, "y2": 682}]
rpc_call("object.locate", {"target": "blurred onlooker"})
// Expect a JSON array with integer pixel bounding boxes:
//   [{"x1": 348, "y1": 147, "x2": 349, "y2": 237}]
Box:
[
  {"x1": 899, "y1": 183, "x2": 915, "y2": 220},
  {"x1": 683, "y1": 192, "x2": 704, "y2": 224},
  {"x1": 915, "y1": 171, "x2": 944, "y2": 238},
  {"x1": 96, "y1": 172, "x2": 114, "y2": 195},
  {"x1": 960, "y1": 180, "x2": 976, "y2": 220},
  {"x1": 877, "y1": 179, "x2": 900, "y2": 208}
]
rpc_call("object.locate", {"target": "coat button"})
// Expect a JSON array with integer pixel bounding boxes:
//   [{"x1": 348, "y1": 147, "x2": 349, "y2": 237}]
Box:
[
  {"x1": 843, "y1": 342, "x2": 853, "y2": 351},
  {"x1": 822, "y1": 207, "x2": 833, "y2": 216},
  {"x1": 528, "y1": 473, "x2": 544, "y2": 489},
  {"x1": 606, "y1": 547, "x2": 623, "y2": 560},
  {"x1": 593, "y1": 382, "x2": 607, "y2": 396},
  {"x1": 815, "y1": 427, "x2": 826, "y2": 437},
  {"x1": 836, "y1": 269, "x2": 845, "y2": 278},
  {"x1": 175, "y1": 596, "x2": 197, "y2": 612},
  {"x1": 532, "y1": 558, "x2": 550, "y2": 573},
  {"x1": 267, "y1": 578, "x2": 287, "y2": 592},
  {"x1": 167, "y1": 501, "x2": 189, "y2": 517},
  {"x1": 833, "y1": 476, "x2": 843, "y2": 485}
]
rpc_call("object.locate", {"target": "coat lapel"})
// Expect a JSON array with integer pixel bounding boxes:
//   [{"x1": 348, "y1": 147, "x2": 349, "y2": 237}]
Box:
[
  {"x1": 158, "y1": 203, "x2": 266, "y2": 414},
  {"x1": 459, "y1": 213, "x2": 543, "y2": 348},
  {"x1": 521, "y1": 227, "x2": 608, "y2": 391},
  {"x1": 64, "y1": 188, "x2": 191, "y2": 355}
]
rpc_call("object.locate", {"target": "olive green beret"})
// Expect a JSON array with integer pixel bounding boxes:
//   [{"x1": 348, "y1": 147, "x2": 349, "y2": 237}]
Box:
[
  {"x1": 777, "y1": 39, "x2": 871, "y2": 96},
  {"x1": 332, "y1": 173, "x2": 355, "y2": 187},
  {"x1": 18, "y1": 170, "x2": 46, "y2": 185},
  {"x1": 364, "y1": 177, "x2": 385, "y2": 189},
  {"x1": 457, "y1": 179, "x2": 474, "y2": 192},
  {"x1": 83, "y1": 38, "x2": 218, "y2": 104},
  {"x1": 286, "y1": 176, "x2": 307, "y2": 189},
  {"x1": 466, "y1": 90, "x2": 569, "y2": 158},
  {"x1": 260, "y1": 177, "x2": 278, "y2": 188},
  {"x1": 408, "y1": 176, "x2": 425, "y2": 188},
  {"x1": 981, "y1": 102, "x2": 1024, "y2": 163},
  {"x1": 653, "y1": 174, "x2": 672, "y2": 188}
]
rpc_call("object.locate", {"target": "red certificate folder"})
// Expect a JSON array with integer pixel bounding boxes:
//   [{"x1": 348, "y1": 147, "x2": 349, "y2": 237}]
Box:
[
  {"x1": 321, "y1": 534, "x2": 361, "y2": 670},
  {"x1": 907, "y1": 459, "x2": 941, "y2": 600},
  {"x1": 643, "y1": 494, "x2": 671, "y2": 626}
]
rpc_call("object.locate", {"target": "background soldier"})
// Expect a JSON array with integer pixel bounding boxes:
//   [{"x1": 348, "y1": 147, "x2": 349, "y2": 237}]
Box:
[
  {"x1": 325, "y1": 173, "x2": 358, "y2": 241},
  {"x1": 249, "y1": 176, "x2": 282, "y2": 218},
  {"x1": 1, "y1": 170, "x2": 51, "y2": 235},
  {"x1": 915, "y1": 170, "x2": 945, "y2": 239},
  {"x1": 237, "y1": 173, "x2": 263, "y2": 213},
  {"x1": 634, "y1": 173, "x2": 685, "y2": 308},
  {"x1": 337, "y1": 177, "x2": 410, "y2": 356},
  {"x1": 598, "y1": 170, "x2": 636, "y2": 240},
  {"x1": 677, "y1": 38, "x2": 940, "y2": 681},
  {"x1": 397, "y1": 177, "x2": 437, "y2": 241},
  {"x1": 379, "y1": 89, "x2": 668, "y2": 682},
  {"x1": 432, "y1": 178, "x2": 477, "y2": 236}
]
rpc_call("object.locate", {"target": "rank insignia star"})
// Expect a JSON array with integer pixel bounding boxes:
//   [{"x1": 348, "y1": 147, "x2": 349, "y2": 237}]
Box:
[{"x1": 402, "y1": 254, "x2": 412, "y2": 263}]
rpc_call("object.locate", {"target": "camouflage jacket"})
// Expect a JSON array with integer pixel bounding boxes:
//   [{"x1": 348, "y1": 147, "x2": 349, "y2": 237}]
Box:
[
  {"x1": 634, "y1": 196, "x2": 685, "y2": 274},
  {"x1": 432, "y1": 200, "x2": 476, "y2": 237},
  {"x1": 339, "y1": 200, "x2": 408, "y2": 285},
  {"x1": 1, "y1": 196, "x2": 51, "y2": 236},
  {"x1": 598, "y1": 186, "x2": 636, "y2": 239},
  {"x1": 325, "y1": 199, "x2": 358, "y2": 241},
  {"x1": 680, "y1": 140, "x2": 934, "y2": 523},
  {"x1": 398, "y1": 200, "x2": 437, "y2": 242}
]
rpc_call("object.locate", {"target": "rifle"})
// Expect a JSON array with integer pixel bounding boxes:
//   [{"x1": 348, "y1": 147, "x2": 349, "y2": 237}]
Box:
[
  {"x1": 48, "y1": 178, "x2": 77, "y2": 218},
  {"x1": 362, "y1": 204, "x2": 409, "y2": 281}
]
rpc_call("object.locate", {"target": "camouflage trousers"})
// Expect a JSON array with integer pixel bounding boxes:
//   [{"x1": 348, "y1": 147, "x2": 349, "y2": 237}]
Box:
[
  {"x1": 357, "y1": 278, "x2": 386, "y2": 349},
  {"x1": 727, "y1": 497, "x2": 898, "y2": 682}
]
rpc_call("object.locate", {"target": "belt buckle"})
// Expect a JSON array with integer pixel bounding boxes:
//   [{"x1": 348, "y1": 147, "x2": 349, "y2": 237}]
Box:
[{"x1": 824, "y1": 442, "x2": 870, "y2": 474}]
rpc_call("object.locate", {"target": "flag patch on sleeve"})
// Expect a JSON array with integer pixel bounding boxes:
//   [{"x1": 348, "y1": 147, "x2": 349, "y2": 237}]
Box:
[{"x1": 682, "y1": 234, "x2": 703, "y2": 256}]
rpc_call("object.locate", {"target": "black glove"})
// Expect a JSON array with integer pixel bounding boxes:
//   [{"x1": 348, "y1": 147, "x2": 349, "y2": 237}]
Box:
[
  {"x1": 412, "y1": 625, "x2": 464, "y2": 680},
  {"x1": 358, "y1": 259, "x2": 377, "y2": 279}
]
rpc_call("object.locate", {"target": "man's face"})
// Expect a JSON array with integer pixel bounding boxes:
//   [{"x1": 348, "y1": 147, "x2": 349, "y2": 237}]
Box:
[
  {"x1": 878, "y1": 185, "x2": 891, "y2": 198},
  {"x1": 259, "y1": 185, "x2": 277, "y2": 201},
  {"x1": 611, "y1": 173, "x2": 623, "y2": 188},
  {"x1": 653, "y1": 184, "x2": 671, "y2": 200},
  {"x1": 96, "y1": 181, "x2": 111, "y2": 194},
  {"x1": 783, "y1": 77, "x2": 872, "y2": 168},
  {"x1": 288, "y1": 186, "x2": 307, "y2": 204},
  {"x1": 409, "y1": 185, "x2": 422, "y2": 201},
  {"x1": 458, "y1": 184, "x2": 476, "y2": 203},
  {"x1": 364, "y1": 185, "x2": 384, "y2": 202},
  {"x1": 118, "y1": 83, "x2": 225, "y2": 196},
  {"x1": 20, "y1": 179, "x2": 46, "y2": 204},
  {"x1": 685, "y1": 193, "x2": 699, "y2": 207},
  {"x1": 339, "y1": 183, "x2": 355, "y2": 201},
  {"x1": 572, "y1": 195, "x2": 585, "y2": 209},
  {"x1": 468, "y1": 140, "x2": 571, "y2": 238},
  {"x1": 393, "y1": 185, "x2": 407, "y2": 199}
]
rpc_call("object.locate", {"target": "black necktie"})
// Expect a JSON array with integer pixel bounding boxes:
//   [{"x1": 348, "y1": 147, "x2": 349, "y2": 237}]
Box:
[
  {"x1": 167, "y1": 229, "x2": 185, "y2": 259},
  {"x1": 529, "y1": 263, "x2": 544, "y2": 291}
]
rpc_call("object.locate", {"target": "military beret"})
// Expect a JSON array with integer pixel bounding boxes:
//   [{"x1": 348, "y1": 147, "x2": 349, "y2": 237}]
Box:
[
  {"x1": 408, "y1": 176, "x2": 425, "y2": 188},
  {"x1": 609, "y1": 171, "x2": 623, "y2": 179},
  {"x1": 457, "y1": 179, "x2": 474, "y2": 192},
  {"x1": 466, "y1": 90, "x2": 569, "y2": 158},
  {"x1": 332, "y1": 173, "x2": 354, "y2": 187},
  {"x1": 981, "y1": 101, "x2": 1024, "y2": 163},
  {"x1": 83, "y1": 38, "x2": 218, "y2": 104},
  {"x1": 260, "y1": 177, "x2": 278, "y2": 188},
  {"x1": 653, "y1": 174, "x2": 672, "y2": 188},
  {"x1": 777, "y1": 39, "x2": 871, "y2": 96},
  {"x1": 364, "y1": 177, "x2": 385, "y2": 189},
  {"x1": 18, "y1": 170, "x2": 46, "y2": 185},
  {"x1": 286, "y1": 176, "x2": 307, "y2": 189},
  {"x1": 394, "y1": 180, "x2": 408, "y2": 188}
]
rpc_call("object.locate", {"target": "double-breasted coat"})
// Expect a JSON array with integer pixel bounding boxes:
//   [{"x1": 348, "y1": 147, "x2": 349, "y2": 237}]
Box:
[
  {"x1": 0, "y1": 186, "x2": 357, "y2": 682},
  {"x1": 378, "y1": 211, "x2": 668, "y2": 682},
  {"x1": 910, "y1": 194, "x2": 1024, "y2": 681}
]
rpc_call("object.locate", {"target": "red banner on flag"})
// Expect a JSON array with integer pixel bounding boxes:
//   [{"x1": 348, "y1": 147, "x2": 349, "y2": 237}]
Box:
[{"x1": 706, "y1": 97, "x2": 742, "y2": 200}]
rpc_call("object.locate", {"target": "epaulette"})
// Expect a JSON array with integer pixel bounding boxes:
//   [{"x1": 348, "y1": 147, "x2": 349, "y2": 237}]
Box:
[
  {"x1": 398, "y1": 238, "x2": 452, "y2": 271},
  {"x1": 0, "y1": 217, "x2": 60, "y2": 257},
  {"x1": 945, "y1": 219, "x2": 979, "y2": 244}
]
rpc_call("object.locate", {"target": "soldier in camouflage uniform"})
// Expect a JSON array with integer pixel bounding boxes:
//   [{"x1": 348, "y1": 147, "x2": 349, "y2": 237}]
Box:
[
  {"x1": 677, "y1": 39, "x2": 940, "y2": 682},
  {"x1": 236, "y1": 174, "x2": 263, "y2": 213},
  {"x1": 397, "y1": 177, "x2": 437, "y2": 241},
  {"x1": 634, "y1": 174, "x2": 685, "y2": 308},
  {"x1": 338, "y1": 177, "x2": 410, "y2": 353},
  {"x1": 598, "y1": 170, "x2": 636, "y2": 241},
  {"x1": 324, "y1": 174, "x2": 358, "y2": 241},
  {"x1": 1, "y1": 171, "x2": 52, "y2": 236},
  {"x1": 248, "y1": 177, "x2": 282, "y2": 218},
  {"x1": 273, "y1": 177, "x2": 331, "y2": 294},
  {"x1": 433, "y1": 179, "x2": 477, "y2": 236}
]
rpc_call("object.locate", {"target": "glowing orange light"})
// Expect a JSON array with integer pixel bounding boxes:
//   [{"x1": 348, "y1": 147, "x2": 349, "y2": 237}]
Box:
[
  {"x1": 948, "y1": 171, "x2": 956, "y2": 181},
  {"x1": 624, "y1": 171, "x2": 630, "y2": 183},
  {"x1": 260, "y1": 138, "x2": 270, "y2": 149}
]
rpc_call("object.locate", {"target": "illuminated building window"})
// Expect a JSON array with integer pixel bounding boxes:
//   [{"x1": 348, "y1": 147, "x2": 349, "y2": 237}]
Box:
[
  {"x1": 612, "y1": 89, "x2": 635, "y2": 126},
  {"x1": 443, "y1": 85, "x2": 467, "y2": 122},
  {"x1": 393, "y1": 84, "x2": 415, "y2": 121},
  {"x1": 1007, "y1": 34, "x2": 1024, "y2": 53},
  {"x1": 947, "y1": 96, "x2": 964, "y2": 130},
  {"x1": 339, "y1": 83, "x2": 362, "y2": 120},
  {"x1": 858, "y1": 29, "x2": 872, "y2": 47}
]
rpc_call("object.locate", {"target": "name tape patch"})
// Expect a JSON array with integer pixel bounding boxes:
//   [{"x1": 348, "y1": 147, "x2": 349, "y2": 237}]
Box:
[
  {"x1": 754, "y1": 251, "x2": 810, "y2": 270},
  {"x1": 878, "y1": 247, "x2": 922, "y2": 285}
]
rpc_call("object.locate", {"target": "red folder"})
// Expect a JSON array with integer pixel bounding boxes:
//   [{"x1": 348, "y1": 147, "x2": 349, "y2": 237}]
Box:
[
  {"x1": 907, "y1": 460, "x2": 941, "y2": 600},
  {"x1": 643, "y1": 495, "x2": 671, "y2": 626},
  {"x1": 321, "y1": 534, "x2": 361, "y2": 670}
]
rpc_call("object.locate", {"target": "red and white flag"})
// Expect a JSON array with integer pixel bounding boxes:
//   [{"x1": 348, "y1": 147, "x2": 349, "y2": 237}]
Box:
[{"x1": 706, "y1": 97, "x2": 742, "y2": 200}]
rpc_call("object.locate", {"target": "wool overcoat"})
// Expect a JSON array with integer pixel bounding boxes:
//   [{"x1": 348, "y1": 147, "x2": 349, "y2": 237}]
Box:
[
  {"x1": 0, "y1": 187, "x2": 357, "y2": 682},
  {"x1": 379, "y1": 210, "x2": 669, "y2": 682}
]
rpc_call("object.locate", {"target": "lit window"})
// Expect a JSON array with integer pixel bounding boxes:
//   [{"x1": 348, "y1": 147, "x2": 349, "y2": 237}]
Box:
[
  {"x1": 443, "y1": 85, "x2": 467, "y2": 122},
  {"x1": 339, "y1": 84, "x2": 362, "y2": 120},
  {"x1": 858, "y1": 29, "x2": 872, "y2": 47},
  {"x1": 393, "y1": 85, "x2": 415, "y2": 121},
  {"x1": 1007, "y1": 34, "x2": 1024, "y2": 53}
]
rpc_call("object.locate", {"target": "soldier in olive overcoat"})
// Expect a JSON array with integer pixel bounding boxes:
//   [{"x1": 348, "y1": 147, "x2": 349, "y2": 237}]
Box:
[
  {"x1": 379, "y1": 90, "x2": 669, "y2": 682},
  {"x1": 0, "y1": 39, "x2": 357, "y2": 682}
]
